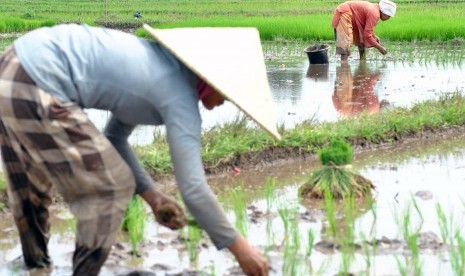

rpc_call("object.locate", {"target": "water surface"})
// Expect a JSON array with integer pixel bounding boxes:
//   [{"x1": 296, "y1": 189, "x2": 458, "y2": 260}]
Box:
[
  {"x1": 2, "y1": 131, "x2": 465, "y2": 275},
  {"x1": 86, "y1": 57, "x2": 464, "y2": 145}
]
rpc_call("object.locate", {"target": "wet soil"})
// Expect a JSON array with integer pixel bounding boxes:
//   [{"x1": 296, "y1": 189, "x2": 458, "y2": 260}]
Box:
[{"x1": 2, "y1": 127, "x2": 465, "y2": 275}]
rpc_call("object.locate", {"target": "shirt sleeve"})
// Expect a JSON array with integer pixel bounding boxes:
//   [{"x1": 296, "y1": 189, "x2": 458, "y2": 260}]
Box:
[
  {"x1": 103, "y1": 115, "x2": 156, "y2": 195},
  {"x1": 363, "y1": 15, "x2": 381, "y2": 48},
  {"x1": 162, "y1": 96, "x2": 239, "y2": 250}
]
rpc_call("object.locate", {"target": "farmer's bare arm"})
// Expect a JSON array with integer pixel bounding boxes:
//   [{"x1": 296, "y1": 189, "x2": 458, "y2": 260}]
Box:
[
  {"x1": 228, "y1": 235, "x2": 269, "y2": 276},
  {"x1": 376, "y1": 44, "x2": 387, "y2": 55}
]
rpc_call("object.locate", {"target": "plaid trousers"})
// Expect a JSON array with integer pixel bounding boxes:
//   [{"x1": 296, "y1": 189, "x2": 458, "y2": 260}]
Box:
[{"x1": 0, "y1": 47, "x2": 135, "y2": 275}]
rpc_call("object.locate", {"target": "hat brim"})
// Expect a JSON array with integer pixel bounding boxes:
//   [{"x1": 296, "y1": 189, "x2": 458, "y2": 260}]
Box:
[{"x1": 142, "y1": 24, "x2": 281, "y2": 141}]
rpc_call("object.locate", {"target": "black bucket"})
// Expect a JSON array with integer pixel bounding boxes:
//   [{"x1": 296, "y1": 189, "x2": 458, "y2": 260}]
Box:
[{"x1": 304, "y1": 44, "x2": 329, "y2": 64}]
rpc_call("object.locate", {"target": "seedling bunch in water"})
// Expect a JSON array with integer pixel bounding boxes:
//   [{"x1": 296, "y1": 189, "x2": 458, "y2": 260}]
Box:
[{"x1": 299, "y1": 140, "x2": 374, "y2": 199}]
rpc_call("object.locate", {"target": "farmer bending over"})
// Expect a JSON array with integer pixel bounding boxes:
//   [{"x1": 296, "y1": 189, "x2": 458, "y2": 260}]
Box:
[
  {"x1": 0, "y1": 23, "x2": 281, "y2": 275},
  {"x1": 332, "y1": 0, "x2": 397, "y2": 62}
]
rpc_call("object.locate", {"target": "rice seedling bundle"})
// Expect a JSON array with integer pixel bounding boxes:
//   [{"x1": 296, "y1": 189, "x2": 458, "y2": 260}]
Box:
[{"x1": 299, "y1": 140, "x2": 374, "y2": 199}]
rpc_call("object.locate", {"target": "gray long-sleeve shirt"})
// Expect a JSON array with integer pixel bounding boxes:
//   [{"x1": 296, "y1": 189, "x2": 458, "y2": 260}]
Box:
[{"x1": 13, "y1": 23, "x2": 238, "y2": 249}]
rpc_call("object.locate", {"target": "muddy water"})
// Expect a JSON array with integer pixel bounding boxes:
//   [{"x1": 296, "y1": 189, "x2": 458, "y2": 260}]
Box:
[
  {"x1": 2, "y1": 129, "x2": 465, "y2": 275},
  {"x1": 85, "y1": 58, "x2": 465, "y2": 146},
  {"x1": 1, "y1": 54, "x2": 465, "y2": 274},
  {"x1": 269, "y1": 58, "x2": 465, "y2": 127}
]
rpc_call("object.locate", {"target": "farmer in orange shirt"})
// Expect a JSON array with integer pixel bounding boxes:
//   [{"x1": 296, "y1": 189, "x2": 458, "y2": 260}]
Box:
[{"x1": 332, "y1": 0, "x2": 397, "y2": 62}]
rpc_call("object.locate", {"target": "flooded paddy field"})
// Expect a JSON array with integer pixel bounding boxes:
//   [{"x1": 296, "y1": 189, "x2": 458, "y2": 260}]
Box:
[
  {"x1": 1, "y1": 43, "x2": 465, "y2": 275},
  {"x1": 85, "y1": 43, "x2": 465, "y2": 146},
  {"x1": 2, "y1": 126, "x2": 465, "y2": 275}
]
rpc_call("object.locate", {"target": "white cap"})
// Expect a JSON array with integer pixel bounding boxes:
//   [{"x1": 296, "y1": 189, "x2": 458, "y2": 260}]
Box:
[
  {"x1": 142, "y1": 24, "x2": 281, "y2": 141},
  {"x1": 379, "y1": 0, "x2": 397, "y2": 17}
]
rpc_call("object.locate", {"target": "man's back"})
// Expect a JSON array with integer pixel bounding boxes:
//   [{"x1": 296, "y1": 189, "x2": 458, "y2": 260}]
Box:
[{"x1": 13, "y1": 24, "x2": 197, "y2": 125}]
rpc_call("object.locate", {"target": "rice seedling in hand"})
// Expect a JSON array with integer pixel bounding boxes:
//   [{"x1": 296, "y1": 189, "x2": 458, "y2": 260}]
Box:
[
  {"x1": 156, "y1": 202, "x2": 187, "y2": 227},
  {"x1": 299, "y1": 140, "x2": 374, "y2": 200}
]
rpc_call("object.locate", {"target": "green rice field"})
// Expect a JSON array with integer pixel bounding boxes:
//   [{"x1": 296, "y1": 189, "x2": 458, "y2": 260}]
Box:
[{"x1": 0, "y1": 0, "x2": 464, "y2": 41}]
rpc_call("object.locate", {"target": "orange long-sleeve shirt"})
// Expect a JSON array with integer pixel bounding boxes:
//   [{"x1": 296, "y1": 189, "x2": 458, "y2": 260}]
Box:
[{"x1": 331, "y1": 1, "x2": 381, "y2": 48}]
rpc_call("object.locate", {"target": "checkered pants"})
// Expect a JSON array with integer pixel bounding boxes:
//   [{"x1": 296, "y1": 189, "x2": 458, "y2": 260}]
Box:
[{"x1": 0, "y1": 47, "x2": 135, "y2": 275}]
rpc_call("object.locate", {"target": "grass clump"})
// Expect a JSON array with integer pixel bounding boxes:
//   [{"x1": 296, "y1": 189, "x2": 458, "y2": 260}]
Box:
[{"x1": 299, "y1": 140, "x2": 374, "y2": 200}]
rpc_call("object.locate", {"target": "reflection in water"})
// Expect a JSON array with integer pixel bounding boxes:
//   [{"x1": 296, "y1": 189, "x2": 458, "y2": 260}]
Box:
[
  {"x1": 332, "y1": 62, "x2": 387, "y2": 117},
  {"x1": 268, "y1": 63, "x2": 305, "y2": 106},
  {"x1": 306, "y1": 64, "x2": 329, "y2": 82},
  {"x1": 57, "y1": 59, "x2": 465, "y2": 146}
]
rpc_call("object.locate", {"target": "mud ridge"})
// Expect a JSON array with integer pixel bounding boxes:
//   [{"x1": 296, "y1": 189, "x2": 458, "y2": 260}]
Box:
[{"x1": 203, "y1": 124, "x2": 465, "y2": 175}]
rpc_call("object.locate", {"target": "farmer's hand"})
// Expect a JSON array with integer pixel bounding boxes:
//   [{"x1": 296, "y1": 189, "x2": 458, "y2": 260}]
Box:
[
  {"x1": 228, "y1": 235, "x2": 269, "y2": 276},
  {"x1": 375, "y1": 35, "x2": 381, "y2": 43},
  {"x1": 378, "y1": 46, "x2": 387, "y2": 55},
  {"x1": 140, "y1": 187, "x2": 186, "y2": 230}
]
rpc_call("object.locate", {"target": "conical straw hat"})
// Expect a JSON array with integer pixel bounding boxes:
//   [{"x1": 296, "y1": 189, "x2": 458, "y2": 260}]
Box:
[{"x1": 143, "y1": 24, "x2": 281, "y2": 141}]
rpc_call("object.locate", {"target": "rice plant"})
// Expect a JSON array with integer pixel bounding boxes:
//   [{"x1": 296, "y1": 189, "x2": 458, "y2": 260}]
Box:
[
  {"x1": 342, "y1": 197, "x2": 358, "y2": 270},
  {"x1": 264, "y1": 177, "x2": 276, "y2": 212},
  {"x1": 229, "y1": 183, "x2": 248, "y2": 237},
  {"x1": 277, "y1": 205, "x2": 291, "y2": 233},
  {"x1": 436, "y1": 202, "x2": 465, "y2": 275},
  {"x1": 436, "y1": 203, "x2": 451, "y2": 246},
  {"x1": 299, "y1": 139, "x2": 374, "y2": 199},
  {"x1": 450, "y1": 232, "x2": 465, "y2": 276},
  {"x1": 323, "y1": 188, "x2": 337, "y2": 238},
  {"x1": 395, "y1": 255, "x2": 409, "y2": 276},
  {"x1": 393, "y1": 198, "x2": 424, "y2": 276},
  {"x1": 360, "y1": 200, "x2": 378, "y2": 274},
  {"x1": 306, "y1": 229, "x2": 315, "y2": 257},
  {"x1": 282, "y1": 205, "x2": 303, "y2": 275},
  {"x1": 183, "y1": 221, "x2": 203, "y2": 262},
  {"x1": 122, "y1": 195, "x2": 146, "y2": 255},
  {"x1": 360, "y1": 232, "x2": 375, "y2": 275}
]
